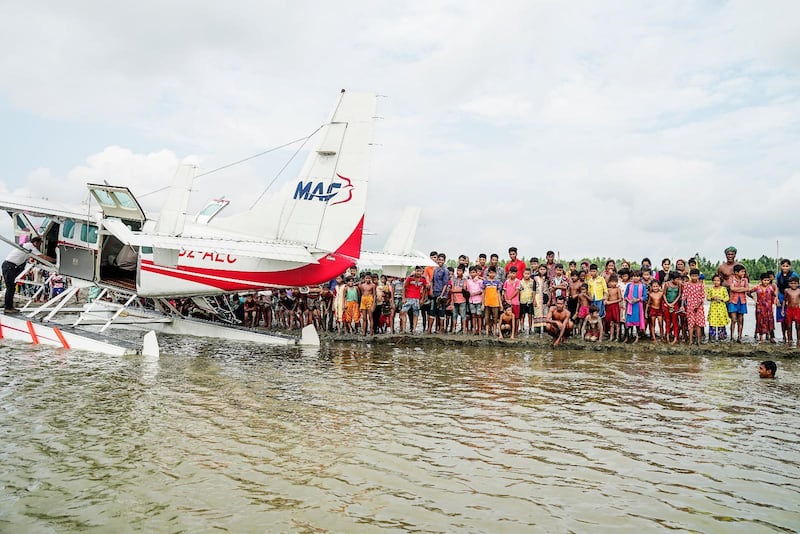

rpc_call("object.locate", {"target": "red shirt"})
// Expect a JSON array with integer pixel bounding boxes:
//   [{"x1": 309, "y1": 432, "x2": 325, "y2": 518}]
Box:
[
  {"x1": 404, "y1": 276, "x2": 427, "y2": 299},
  {"x1": 505, "y1": 259, "x2": 526, "y2": 276}
]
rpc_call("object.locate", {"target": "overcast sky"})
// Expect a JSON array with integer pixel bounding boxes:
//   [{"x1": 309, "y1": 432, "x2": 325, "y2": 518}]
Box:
[{"x1": 1, "y1": 1, "x2": 798, "y2": 265}]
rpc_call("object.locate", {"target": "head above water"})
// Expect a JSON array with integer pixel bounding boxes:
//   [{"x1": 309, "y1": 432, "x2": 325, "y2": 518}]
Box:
[{"x1": 759, "y1": 360, "x2": 777, "y2": 379}]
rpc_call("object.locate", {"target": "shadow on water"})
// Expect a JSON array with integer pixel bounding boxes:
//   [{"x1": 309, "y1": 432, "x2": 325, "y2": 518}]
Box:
[{"x1": 0, "y1": 339, "x2": 798, "y2": 532}]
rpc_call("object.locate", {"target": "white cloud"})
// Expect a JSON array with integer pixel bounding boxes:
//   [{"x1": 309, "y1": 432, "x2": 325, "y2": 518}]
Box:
[{"x1": 1, "y1": 1, "x2": 798, "y2": 264}]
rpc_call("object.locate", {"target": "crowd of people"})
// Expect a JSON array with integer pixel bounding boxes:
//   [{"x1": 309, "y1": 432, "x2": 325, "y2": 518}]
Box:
[
  {"x1": 256, "y1": 246, "x2": 800, "y2": 347},
  {"x1": 6, "y1": 236, "x2": 799, "y2": 348}
]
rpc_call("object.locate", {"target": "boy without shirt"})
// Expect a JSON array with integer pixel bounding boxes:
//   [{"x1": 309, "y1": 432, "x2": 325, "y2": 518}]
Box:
[
  {"x1": 545, "y1": 296, "x2": 573, "y2": 347},
  {"x1": 358, "y1": 272, "x2": 377, "y2": 335},
  {"x1": 647, "y1": 280, "x2": 665, "y2": 341},
  {"x1": 782, "y1": 276, "x2": 800, "y2": 344},
  {"x1": 568, "y1": 270, "x2": 582, "y2": 321},
  {"x1": 759, "y1": 360, "x2": 777, "y2": 379},
  {"x1": 342, "y1": 277, "x2": 361, "y2": 333},
  {"x1": 605, "y1": 274, "x2": 623, "y2": 342},
  {"x1": 498, "y1": 303, "x2": 516, "y2": 339},
  {"x1": 776, "y1": 259, "x2": 798, "y2": 341},
  {"x1": 716, "y1": 246, "x2": 738, "y2": 288}
]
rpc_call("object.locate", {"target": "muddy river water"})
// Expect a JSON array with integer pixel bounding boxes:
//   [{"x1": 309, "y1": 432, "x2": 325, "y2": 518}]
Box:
[{"x1": 1, "y1": 337, "x2": 798, "y2": 532}]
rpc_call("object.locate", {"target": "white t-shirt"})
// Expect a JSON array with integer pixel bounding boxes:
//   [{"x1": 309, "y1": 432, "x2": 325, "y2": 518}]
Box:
[{"x1": 4, "y1": 242, "x2": 39, "y2": 266}]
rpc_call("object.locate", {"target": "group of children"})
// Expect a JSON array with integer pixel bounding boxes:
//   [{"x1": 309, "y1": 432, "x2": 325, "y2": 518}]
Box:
[{"x1": 233, "y1": 248, "x2": 800, "y2": 348}]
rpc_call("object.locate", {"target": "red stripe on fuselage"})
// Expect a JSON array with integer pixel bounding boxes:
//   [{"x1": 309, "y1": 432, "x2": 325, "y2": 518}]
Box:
[{"x1": 140, "y1": 216, "x2": 363, "y2": 291}]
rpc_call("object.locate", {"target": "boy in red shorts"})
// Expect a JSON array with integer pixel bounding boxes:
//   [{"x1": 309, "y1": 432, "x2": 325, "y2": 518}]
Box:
[
  {"x1": 647, "y1": 280, "x2": 665, "y2": 341},
  {"x1": 782, "y1": 276, "x2": 800, "y2": 345},
  {"x1": 604, "y1": 274, "x2": 622, "y2": 341}
]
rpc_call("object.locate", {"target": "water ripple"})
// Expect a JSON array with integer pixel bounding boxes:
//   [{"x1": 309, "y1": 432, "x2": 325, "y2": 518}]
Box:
[{"x1": 0, "y1": 342, "x2": 798, "y2": 531}]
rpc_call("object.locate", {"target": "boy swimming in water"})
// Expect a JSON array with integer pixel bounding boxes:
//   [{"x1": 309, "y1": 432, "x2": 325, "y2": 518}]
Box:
[{"x1": 759, "y1": 360, "x2": 777, "y2": 379}]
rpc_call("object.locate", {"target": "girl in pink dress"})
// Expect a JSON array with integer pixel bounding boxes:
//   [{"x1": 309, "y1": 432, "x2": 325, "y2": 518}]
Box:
[{"x1": 682, "y1": 269, "x2": 706, "y2": 345}]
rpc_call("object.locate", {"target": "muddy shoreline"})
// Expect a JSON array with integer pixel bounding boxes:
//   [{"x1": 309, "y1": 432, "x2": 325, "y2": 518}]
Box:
[{"x1": 319, "y1": 332, "x2": 800, "y2": 358}]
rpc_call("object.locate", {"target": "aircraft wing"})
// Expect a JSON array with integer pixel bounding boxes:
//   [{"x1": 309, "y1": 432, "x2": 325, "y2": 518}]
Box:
[
  {"x1": 103, "y1": 219, "x2": 317, "y2": 263},
  {"x1": 148, "y1": 235, "x2": 318, "y2": 263},
  {"x1": 0, "y1": 195, "x2": 91, "y2": 221}
]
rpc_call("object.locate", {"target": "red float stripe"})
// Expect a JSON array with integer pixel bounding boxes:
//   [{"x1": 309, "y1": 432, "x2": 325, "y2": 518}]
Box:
[
  {"x1": 26, "y1": 321, "x2": 39, "y2": 345},
  {"x1": 52, "y1": 327, "x2": 70, "y2": 349}
]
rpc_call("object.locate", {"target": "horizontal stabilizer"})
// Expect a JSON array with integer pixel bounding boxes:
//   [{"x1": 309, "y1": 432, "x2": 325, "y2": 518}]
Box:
[{"x1": 358, "y1": 250, "x2": 435, "y2": 277}]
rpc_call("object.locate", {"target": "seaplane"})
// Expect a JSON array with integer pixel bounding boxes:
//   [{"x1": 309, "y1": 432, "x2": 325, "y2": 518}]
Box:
[{"x1": 0, "y1": 90, "x2": 432, "y2": 356}]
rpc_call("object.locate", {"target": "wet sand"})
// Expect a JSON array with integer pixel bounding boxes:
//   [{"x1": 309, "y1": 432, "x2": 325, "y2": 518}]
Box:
[{"x1": 322, "y1": 331, "x2": 800, "y2": 358}]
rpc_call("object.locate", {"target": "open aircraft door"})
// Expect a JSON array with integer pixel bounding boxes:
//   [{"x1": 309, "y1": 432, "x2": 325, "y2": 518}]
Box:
[
  {"x1": 86, "y1": 184, "x2": 147, "y2": 290},
  {"x1": 86, "y1": 184, "x2": 147, "y2": 228}
]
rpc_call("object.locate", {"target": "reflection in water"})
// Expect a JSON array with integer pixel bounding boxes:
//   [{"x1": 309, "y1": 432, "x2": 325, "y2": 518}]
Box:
[{"x1": 0, "y1": 340, "x2": 798, "y2": 532}]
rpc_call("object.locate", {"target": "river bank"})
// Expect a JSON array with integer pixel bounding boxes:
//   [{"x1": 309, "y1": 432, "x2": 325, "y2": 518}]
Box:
[{"x1": 321, "y1": 331, "x2": 800, "y2": 358}]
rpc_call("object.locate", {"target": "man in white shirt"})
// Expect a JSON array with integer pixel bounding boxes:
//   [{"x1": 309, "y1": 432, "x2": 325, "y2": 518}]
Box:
[{"x1": 3, "y1": 236, "x2": 44, "y2": 312}]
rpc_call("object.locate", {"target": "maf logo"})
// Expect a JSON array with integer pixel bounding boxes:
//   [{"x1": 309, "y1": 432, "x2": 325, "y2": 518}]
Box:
[{"x1": 293, "y1": 174, "x2": 353, "y2": 205}]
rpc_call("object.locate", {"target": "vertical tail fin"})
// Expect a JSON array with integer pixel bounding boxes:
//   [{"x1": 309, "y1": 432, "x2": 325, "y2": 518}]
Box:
[
  {"x1": 276, "y1": 91, "x2": 376, "y2": 256},
  {"x1": 208, "y1": 91, "x2": 376, "y2": 257}
]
